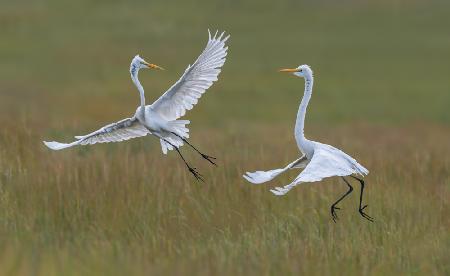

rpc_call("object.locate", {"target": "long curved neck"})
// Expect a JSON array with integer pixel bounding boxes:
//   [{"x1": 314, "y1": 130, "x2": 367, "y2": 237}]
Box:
[
  {"x1": 295, "y1": 76, "x2": 313, "y2": 152},
  {"x1": 131, "y1": 70, "x2": 146, "y2": 114}
]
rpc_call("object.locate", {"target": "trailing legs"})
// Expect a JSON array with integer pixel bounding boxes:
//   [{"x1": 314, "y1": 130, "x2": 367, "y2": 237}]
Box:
[
  {"x1": 171, "y1": 132, "x2": 217, "y2": 166},
  {"x1": 163, "y1": 138, "x2": 204, "y2": 182}
]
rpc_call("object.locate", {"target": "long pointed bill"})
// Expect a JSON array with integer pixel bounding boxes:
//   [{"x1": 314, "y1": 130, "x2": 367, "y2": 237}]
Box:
[
  {"x1": 145, "y1": 62, "x2": 165, "y2": 70},
  {"x1": 279, "y1": 68, "x2": 300, "y2": 73}
]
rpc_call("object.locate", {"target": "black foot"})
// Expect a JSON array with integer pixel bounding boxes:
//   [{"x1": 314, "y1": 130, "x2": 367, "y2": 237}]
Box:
[
  {"x1": 331, "y1": 205, "x2": 341, "y2": 223},
  {"x1": 188, "y1": 166, "x2": 204, "y2": 182},
  {"x1": 359, "y1": 205, "x2": 373, "y2": 222},
  {"x1": 201, "y1": 153, "x2": 217, "y2": 166}
]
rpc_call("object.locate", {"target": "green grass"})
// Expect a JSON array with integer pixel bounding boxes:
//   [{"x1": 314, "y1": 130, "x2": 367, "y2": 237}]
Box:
[{"x1": 0, "y1": 0, "x2": 449, "y2": 275}]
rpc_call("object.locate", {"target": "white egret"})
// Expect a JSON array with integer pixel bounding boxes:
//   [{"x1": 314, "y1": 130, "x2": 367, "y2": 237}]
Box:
[
  {"x1": 243, "y1": 65, "x2": 372, "y2": 222},
  {"x1": 44, "y1": 30, "x2": 230, "y2": 182}
]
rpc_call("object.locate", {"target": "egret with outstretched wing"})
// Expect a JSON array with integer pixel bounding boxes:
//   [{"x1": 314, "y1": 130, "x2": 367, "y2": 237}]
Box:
[
  {"x1": 243, "y1": 65, "x2": 372, "y2": 222},
  {"x1": 44, "y1": 30, "x2": 230, "y2": 181}
]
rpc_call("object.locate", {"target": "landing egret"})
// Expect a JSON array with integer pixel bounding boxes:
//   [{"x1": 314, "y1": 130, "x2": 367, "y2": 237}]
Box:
[
  {"x1": 44, "y1": 30, "x2": 230, "y2": 182},
  {"x1": 243, "y1": 65, "x2": 372, "y2": 222}
]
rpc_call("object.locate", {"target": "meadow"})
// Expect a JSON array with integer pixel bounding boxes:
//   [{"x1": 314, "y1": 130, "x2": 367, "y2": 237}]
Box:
[{"x1": 0, "y1": 0, "x2": 449, "y2": 275}]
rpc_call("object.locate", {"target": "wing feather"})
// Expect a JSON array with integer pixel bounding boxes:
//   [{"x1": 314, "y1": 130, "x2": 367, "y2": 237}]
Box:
[
  {"x1": 150, "y1": 30, "x2": 230, "y2": 120},
  {"x1": 271, "y1": 144, "x2": 369, "y2": 196},
  {"x1": 43, "y1": 117, "x2": 149, "y2": 150}
]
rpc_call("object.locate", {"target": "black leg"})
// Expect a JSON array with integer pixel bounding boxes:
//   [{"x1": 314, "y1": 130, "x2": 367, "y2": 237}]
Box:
[
  {"x1": 350, "y1": 176, "x2": 373, "y2": 222},
  {"x1": 163, "y1": 138, "x2": 204, "y2": 182},
  {"x1": 171, "y1": 132, "x2": 217, "y2": 166},
  {"x1": 331, "y1": 177, "x2": 354, "y2": 222}
]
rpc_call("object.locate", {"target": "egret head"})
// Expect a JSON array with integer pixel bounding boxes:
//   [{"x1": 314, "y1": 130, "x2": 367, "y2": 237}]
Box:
[
  {"x1": 279, "y1": 65, "x2": 313, "y2": 79},
  {"x1": 130, "y1": 55, "x2": 164, "y2": 76}
]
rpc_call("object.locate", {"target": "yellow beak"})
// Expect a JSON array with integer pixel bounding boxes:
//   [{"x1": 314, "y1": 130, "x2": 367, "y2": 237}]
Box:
[
  {"x1": 279, "y1": 68, "x2": 300, "y2": 73},
  {"x1": 145, "y1": 62, "x2": 165, "y2": 70}
]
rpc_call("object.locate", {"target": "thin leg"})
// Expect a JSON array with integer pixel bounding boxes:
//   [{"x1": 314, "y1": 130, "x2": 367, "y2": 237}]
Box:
[
  {"x1": 350, "y1": 176, "x2": 373, "y2": 222},
  {"x1": 163, "y1": 138, "x2": 204, "y2": 182},
  {"x1": 171, "y1": 132, "x2": 217, "y2": 166},
  {"x1": 330, "y1": 177, "x2": 354, "y2": 222}
]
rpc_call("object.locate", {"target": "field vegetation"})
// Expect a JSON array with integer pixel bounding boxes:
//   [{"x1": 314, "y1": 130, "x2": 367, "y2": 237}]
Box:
[{"x1": 0, "y1": 0, "x2": 449, "y2": 275}]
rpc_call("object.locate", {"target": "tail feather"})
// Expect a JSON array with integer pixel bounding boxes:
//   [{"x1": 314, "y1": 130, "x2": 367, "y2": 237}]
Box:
[
  {"x1": 159, "y1": 120, "x2": 190, "y2": 154},
  {"x1": 169, "y1": 120, "x2": 190, "y2": 138}
]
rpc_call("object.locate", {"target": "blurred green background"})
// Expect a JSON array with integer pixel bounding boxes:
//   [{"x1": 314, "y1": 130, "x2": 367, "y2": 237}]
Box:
[
  {"x1": 0, "y1": 0, "x2": 449, "y2": 275},
  {"x1": 1, "y1": 0, "x2": 449, "y2": 129}
]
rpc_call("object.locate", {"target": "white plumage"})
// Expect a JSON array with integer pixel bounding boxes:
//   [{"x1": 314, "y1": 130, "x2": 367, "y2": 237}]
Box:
[
  {"x1": 269, "y1": 142, "x2": 368, "y2": 196},
  {"x1": 243, "y1": 65, "x2": 373, "y2": 222},
  {"x1": 151, "y1": 30, "x2": 229, "y2": 121},
  {"x1": 44, "y1": 30, "x2": 229, "y2": 181},
  {"x1": 44, "y1": 117, "x2": 149, "y2": 150}
]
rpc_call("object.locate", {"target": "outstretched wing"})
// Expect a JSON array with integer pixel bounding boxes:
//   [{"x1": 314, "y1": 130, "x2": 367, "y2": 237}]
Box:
[
  {"x1": 43, "y1": 117, "x2": 149, "y2": 150},
  {"x1": 243, "y1": 156, "x2": 308, "y2": 184},
  {"x1": 150, "y1": 30, "x2": 230, "y2": 121},
  {"x1": 271, "y1": 144, "x2": 368, "y2": 196}
]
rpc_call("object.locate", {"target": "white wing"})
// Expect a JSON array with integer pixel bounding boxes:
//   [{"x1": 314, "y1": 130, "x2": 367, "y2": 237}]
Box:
[
  {"x1": 243, "y1": 156, "x2": 308, "y2": 184},
  {"x1": 43, "y1": 117, "x2": 149, "y2": 150},
  {"x1": 271, "y1": 143, "x2": 369, "y2": 196},
  {"x1": 150, "y1": 30, "x2": 229, "y2": 121}
]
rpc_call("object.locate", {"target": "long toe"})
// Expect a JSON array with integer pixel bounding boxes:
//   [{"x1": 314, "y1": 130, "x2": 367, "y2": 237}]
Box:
[
  {"x1": 364, "y1": 212, "x2": 374, "y2": 221},
  {"x1": 199, "y1": 175, "x2": 205, "y2": 182},
  {"x1": 359, "y1": 209, "x2": 374, "y2": 222},
  {"x1": 332, "y1": 215, "x2": 337, "y2": 223},
  {"x1": 202, "y1": 154, "x2": 217, "y2": 166},
  {"x1": 204, "y1": 154, "x2": 216, "y2": 160},
  {"x1": 189, "y1": 167, "x2": 204, "y2": 182},
  {"x1": 331, "y1": 206, "x2": 340, "y2": 222},
  {"x1": 331, "y1": 212, "x2": 338, "y2": 223},
  {"x1": 362, "y1": 215, "x2": 374, "y2": 222},
  {"x1": 195, "y1": 173, "x2": 205, "y2": 182}
]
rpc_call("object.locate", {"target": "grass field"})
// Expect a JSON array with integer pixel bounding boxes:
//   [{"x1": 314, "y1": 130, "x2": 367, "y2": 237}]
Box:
[{"x1": 0, "y1": 0, "x2": 449, "y2": 275}]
